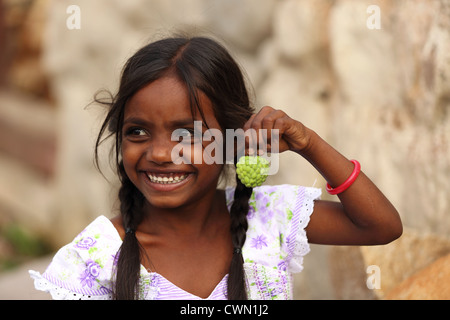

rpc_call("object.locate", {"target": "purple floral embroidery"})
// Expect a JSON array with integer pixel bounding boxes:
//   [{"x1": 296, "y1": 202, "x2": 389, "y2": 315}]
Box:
[
  {"x1": 75, "y1": 237, "x2": 97, "y2": 250},
  {"x1": 255, "y1": 192, "x2": 269, "y2": 205},
  {"x1": 247, "y1": 204, "x2": 256, "y2": 219},
  {"x1": 250, "y1": 234, "x2": 268, "y2": 249},
  {"x1": 277, "y1": 261, "x2": 287, "y2": 272},
  {"x1": 256, "y1": 279, "x2": 280, "y2": 299},
  {"x1": 267, "y1": 281, "x2": 283, "y2": 298},
  {"x1": 254, "y1": 192, "x2": 276, "y2": 224},
  {"x1": 112, "y1": 253, "x2": 119, "y2": 267},
  {"x1": 79, "y1": 259, "x2": 101, "y2": 288}
]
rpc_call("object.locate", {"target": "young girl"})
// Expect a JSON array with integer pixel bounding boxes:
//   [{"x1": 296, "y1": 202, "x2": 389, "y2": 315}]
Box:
[{"x1": 29, "y1": 36, "x2": 402, "y2": 300}]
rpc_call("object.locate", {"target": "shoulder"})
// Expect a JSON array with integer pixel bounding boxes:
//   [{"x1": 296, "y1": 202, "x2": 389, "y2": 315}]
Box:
[
  {"x1": 226, "y1": 184, "x2": 321, "y2": 226},
  {"x1": 70, "y1": 215, "x2": 122, "y2": 261},
  {"x1": 29, "y1": 215, "x2": 122, "y2": 299},
  {"x1": 246, "y1": 184, "x2": 321, "y2": 240},
  {"x1": 226, "y1": 184, "x2": 321, "y2": 273}
]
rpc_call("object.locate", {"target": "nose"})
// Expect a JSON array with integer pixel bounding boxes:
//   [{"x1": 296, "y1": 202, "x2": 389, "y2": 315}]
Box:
[{"x1": 145, "y1": 135, "x2": 174, "y2": 164}]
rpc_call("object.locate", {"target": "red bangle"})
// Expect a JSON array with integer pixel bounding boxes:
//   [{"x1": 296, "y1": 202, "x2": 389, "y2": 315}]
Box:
[{"x1": 326, "y1": 160, "x2": 361, "y2": 195}]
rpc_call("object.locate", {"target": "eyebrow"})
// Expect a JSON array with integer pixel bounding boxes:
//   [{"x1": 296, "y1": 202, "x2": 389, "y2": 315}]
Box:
[
  {"x1": 123, "y1": 117, "x2": 207, "y2": 128},
  {"x1": 123, "y1": 117, "x2": 150, "y2": 126}
]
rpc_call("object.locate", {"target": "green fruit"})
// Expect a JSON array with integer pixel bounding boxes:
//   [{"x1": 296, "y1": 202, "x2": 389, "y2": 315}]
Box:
[{"x1": 236, "y1": 156, "x2": 269, "y2": 188}]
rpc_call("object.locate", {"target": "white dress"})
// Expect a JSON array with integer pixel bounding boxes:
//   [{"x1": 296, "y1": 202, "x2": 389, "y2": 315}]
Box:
[{"x1": 30, "y1": 184, "x2": 321, "y2": 300}]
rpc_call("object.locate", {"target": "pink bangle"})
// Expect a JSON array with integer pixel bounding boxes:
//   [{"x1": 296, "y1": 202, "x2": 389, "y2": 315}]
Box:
[{"x1": 326, "y1": 160, "x2": 361, "y2": 195}]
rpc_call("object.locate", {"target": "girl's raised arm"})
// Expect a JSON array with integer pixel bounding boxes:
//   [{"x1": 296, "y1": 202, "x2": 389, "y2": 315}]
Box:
[{"x1": 243, "y1": 106, "x2": 403, "y2": 246}]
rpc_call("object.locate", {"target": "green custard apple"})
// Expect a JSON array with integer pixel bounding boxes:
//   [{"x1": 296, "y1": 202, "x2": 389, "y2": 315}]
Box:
[{"x1": 236, "y1": 156, "x2": 270, "y2": 188}]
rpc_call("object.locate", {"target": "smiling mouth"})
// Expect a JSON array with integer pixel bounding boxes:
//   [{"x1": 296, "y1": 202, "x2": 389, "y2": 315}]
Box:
[{"x1": 146, "y1": 172, "x2": 190, "y2": 184}]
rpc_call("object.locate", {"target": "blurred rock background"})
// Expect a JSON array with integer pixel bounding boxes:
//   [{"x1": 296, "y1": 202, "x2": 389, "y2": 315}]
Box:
[{"x1": 0, "y1": 0, "x2": 449, "y2": 299}]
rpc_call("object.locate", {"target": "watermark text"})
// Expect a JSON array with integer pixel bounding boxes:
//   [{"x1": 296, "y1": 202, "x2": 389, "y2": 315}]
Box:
[{"x1": 170, "y1": 121, "x2": 280, "y2": 175}]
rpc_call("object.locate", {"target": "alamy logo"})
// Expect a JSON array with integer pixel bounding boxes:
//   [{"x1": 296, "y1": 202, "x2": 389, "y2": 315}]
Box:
[
  {"x1": 366, "y1": 5, "x2": 381, "y2": 30},
  {"x1": 170, "y1": 121, "x2": 280, "y2": 175},
  {"x1": 366, "y1": 265, "x2": 381, "y2": 290},
  {"x1": 66, "y1": 5, "x2": 81, "y2": 30}
]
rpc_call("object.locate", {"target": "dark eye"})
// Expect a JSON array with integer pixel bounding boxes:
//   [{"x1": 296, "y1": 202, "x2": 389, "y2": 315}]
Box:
[
  {"x1": 130, "y1": 128, "x2": 146, "y2": 136},
  {"x1": 124, "y1": 127, "x2": 148, "y2": 138}
]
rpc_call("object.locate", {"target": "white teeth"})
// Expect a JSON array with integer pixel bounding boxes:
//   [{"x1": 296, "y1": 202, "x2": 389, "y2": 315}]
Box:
[{"x1": 147, "y1": 173, "x2": 188, "y2": 184}]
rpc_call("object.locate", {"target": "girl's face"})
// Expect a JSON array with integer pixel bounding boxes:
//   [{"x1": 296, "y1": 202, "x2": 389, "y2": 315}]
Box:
[{"x1": 121, "y1": 76, "x2": 223, "y2": 210}]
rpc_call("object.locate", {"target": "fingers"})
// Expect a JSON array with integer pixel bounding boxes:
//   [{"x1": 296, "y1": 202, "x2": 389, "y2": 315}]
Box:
[
  {"x1": 243, "y1": 107, "x2": 271, "y2": 155},
  {"x1": 242, "y1": 106, "x2": 289, "y2": 155}
]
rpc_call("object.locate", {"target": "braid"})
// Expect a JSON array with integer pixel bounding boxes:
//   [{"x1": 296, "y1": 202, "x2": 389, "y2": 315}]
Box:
[
  {"x1": 113, "y1": 163, "x2": 144, "y2": 300},
  {"x1": 227, "y1": 171, "x2": 253, "y2": 300}
]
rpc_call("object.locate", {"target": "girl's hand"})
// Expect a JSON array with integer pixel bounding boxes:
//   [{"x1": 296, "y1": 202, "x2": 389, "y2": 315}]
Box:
[
  {"x1": 243, "y1": 106, "x2": 402, "y2": 246},
  {"x1": 242, "y1": 106, "x2": 311, "y2": 154}
]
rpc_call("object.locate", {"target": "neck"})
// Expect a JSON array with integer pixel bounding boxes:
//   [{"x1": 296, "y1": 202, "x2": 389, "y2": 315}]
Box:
[{"x1": 138, "y1": 189, "x2": 227, "y2": 239}]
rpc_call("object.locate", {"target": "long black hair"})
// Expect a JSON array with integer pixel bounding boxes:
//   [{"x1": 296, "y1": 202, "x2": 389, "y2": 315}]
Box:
[{"x1": 95, "y1": 36, "x2": 254, "y2": 300}]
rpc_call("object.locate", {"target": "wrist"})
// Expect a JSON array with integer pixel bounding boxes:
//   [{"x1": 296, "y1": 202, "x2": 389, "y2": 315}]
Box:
[
  {"x1": 326, "y1": 160, "x2": 361, "y2": 195},
  {"x1": 292, "y1": 127, "x2": 318, "y2": 156}
]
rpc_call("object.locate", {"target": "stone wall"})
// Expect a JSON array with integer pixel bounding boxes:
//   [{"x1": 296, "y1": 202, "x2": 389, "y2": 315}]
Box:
[{"x1": 1, "y1": 0, "x2": 449, "y2": 299}]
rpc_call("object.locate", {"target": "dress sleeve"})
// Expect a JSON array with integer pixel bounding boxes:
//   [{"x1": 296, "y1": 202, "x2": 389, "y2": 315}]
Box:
[
  {"x1": 284, "y1": 186, "x2": 321, "y2": 273},
  {"x1": 242, "y1": 185, "x2": 321, "y2": 273},
  {"x1": 28, "y1": 216, "x2": 120, "y2": 300}
]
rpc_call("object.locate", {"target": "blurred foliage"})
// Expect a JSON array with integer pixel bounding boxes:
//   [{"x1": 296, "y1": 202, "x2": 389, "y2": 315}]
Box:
[{"x1": 0, "y1": 222, "x2": 52, "y2": 271}]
